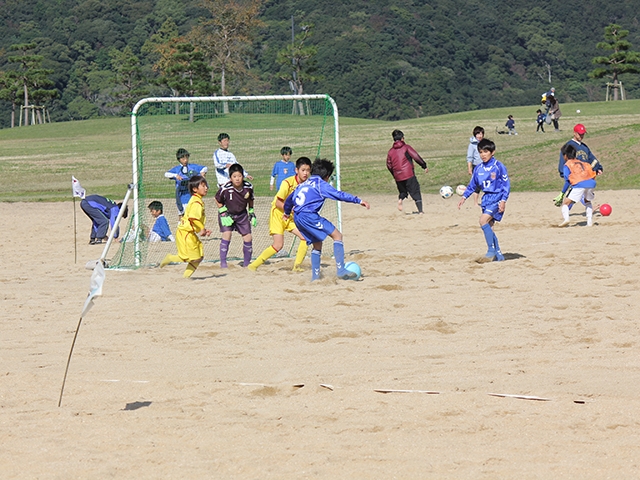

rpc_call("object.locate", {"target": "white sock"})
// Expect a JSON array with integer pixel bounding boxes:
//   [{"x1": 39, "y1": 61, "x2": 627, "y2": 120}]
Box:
[{"x1": 561, "y1": 204, "x2": 570, "y2": 222}]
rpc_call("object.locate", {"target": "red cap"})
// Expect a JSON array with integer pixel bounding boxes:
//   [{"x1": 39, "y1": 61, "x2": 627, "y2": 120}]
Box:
[{"x1": 574, "y1": 124, "x2": 587, "y2": 134}]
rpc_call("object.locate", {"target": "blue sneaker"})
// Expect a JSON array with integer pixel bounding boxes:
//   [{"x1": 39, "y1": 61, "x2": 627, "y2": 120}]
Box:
[
  {"x1": 337, "y1": 268, "x2": 357, "y2": 280},
  {"x1": 476, "y1": 250, "x2": 496, "y2": 264}
]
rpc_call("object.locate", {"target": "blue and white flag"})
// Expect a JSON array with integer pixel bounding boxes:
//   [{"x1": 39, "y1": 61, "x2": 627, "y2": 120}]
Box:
[
  {"x1": 72, "y1": 176, "x2": 86, "y2": 199},
  {"x1": 80, "y1": 261, "x2": 105, "y2": 318}
]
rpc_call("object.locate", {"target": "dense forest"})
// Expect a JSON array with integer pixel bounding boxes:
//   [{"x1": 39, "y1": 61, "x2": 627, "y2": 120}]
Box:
[{"x1": 0, "y1": 0, "x2": 639, "y2": 127}]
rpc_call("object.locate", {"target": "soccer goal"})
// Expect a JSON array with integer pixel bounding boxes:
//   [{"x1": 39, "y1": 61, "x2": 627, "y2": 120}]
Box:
[{"x1": 110, "y1": 94, "x2": 341, "y2": 269}]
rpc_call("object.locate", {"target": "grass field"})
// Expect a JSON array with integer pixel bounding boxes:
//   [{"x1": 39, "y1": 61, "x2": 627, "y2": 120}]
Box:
[{"x1": 1, "y1": 99, "x2": 639, "y2": 202}]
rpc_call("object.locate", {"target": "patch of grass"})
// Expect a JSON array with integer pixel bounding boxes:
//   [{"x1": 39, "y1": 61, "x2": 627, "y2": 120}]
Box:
[{"x1": 1, "y1": 100, "x2": 639, "y2": 201}]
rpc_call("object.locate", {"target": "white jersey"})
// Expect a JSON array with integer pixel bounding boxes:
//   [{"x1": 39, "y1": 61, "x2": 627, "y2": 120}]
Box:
[{"x1": 213, "y1": 148, "x2": 238, "y2": 186}]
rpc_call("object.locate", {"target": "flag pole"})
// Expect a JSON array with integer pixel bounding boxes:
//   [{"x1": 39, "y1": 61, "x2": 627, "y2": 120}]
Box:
[
  {"x1": 58, "y1": 315, "x2": 84, "y2": 407},
  {"x1": 73, "y1": 196, "x2": 78, "y2": 264}
]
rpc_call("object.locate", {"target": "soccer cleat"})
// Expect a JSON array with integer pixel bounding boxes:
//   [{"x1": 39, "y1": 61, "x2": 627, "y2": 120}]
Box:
[
  {"x1": 292, "y1": 264, "x2": 304, "y2": 272},
  {"x1": 89, "y1": 238, "x2": 97, "y2": 245},
  {"x1": 476, "y1": 250, "x2": 496, "y2": 263},
  {"x1": 337, "y1": 268, "x2": 358, "y2": 280},
  {"x1": 247, "y1": 262, "x2": 258, "y2": 271},
  {"x1": 586, "y1": 219, "x2": 593, "y2": 227},
  {"x1": 558, "y1": 219, "x2": 570, "y2": 227},
  {"x1": 494, "y1": 252, "x2": 505, "y2": 262}
]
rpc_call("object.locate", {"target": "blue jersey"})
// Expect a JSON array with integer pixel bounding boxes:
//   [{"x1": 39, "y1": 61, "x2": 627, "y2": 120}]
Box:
[
  {"x1": 165, "y1": 163, "x2": 208, "y2": 205},
  {"x1": 558, "y1": 140, "x2": 601, "y2": 177},
  {"x1": 271, "y1": 161, "x2": 295, "y2": 190},
  {"x1": 462, "y1": 158, "x2": 510, "y2": 202},
  {"x1": 284, "y1": 175, "x2": 362, "y2": 216},
  {"x1": 151, "y1": 214, "x2": 173, "y2": 241}
]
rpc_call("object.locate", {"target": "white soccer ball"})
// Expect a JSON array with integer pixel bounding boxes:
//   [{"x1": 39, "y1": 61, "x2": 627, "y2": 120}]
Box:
[
  {"x1": 576, "y1": 109, "x2": 581, "y2": 113},
  {"x1": 440, "y1": 185, "x2": 454, "y2": 198}
]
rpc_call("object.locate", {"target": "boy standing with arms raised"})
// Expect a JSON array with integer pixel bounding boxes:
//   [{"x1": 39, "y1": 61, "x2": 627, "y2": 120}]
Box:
[
  {"x1": 249, "y1": 156, "x2": 312, "y2": 272},
  {"x1": 284, "y1": 158, "x2": 370, "y2": 281},
  {"x1": 164, "y1": 148, "x2": 208, "y2": 216},
  {"x1": 386, "y1": 129, "x2": 428, "y2": 213},
  {"x1": 457, "y1": 139, "x2": 510, "y2": 263}
]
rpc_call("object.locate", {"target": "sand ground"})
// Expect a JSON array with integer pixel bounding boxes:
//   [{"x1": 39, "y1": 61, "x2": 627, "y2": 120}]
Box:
[{"x1": 1, "y1": 191, "x2": 639, "y2": 478}]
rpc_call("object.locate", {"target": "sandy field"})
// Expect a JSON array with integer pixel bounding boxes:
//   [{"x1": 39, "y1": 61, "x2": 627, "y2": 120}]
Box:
[{"x1": 1, "y1": 191, "x2": 639, "y2": 478}]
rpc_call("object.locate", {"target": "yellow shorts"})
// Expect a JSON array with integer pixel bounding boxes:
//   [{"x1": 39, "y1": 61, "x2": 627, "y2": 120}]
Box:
[
  {"x1": 269, "y1": 208, "x2": 296, "y2": 236},
  {"x1": 176, "y1": 230, "x2": 203, "y2": 261}
]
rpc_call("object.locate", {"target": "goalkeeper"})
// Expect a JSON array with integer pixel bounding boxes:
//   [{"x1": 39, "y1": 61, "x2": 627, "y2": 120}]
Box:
[
  {"x1": 248, "y1": 156, "x2": 312, "y2": 272},
  {"x1": 215, "y1": 163, "x2": 255, "y2": 268}
]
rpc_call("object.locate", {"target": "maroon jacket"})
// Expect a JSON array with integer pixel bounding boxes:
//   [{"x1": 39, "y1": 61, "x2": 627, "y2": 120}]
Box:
[{"x1": 386, "y1": 140, "x2": 427, "y2": 182}]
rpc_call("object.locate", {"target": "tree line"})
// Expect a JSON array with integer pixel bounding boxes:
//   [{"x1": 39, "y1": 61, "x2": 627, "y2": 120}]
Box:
[{"x1": 0, "y1": 0, "x2": 639, "y2": 128}]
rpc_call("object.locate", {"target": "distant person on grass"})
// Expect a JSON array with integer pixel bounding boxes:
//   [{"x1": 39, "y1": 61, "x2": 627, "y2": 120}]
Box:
[
  {"x1": 160, "y1": 175, "x2": 211, "y2": 278},
  {"x1": 536, "y1": 109, "x2": 545, "y2": 133},
  {"x1": 386, "y1": 129, "x2": 428, "y2": 214},
  {"x1": 270, "y1": 146, "x2": 295, "y2": 191},
  {"x1": 164, "y1": 148, "x2": 208, "y2": 216},
  {"x1": 215, "y1": 163, "x2": 255, "y2": 268},
  {"x1": 249, "y1": 156, "x2": 312, "y2": 272},
  {"x1": 558, "y1": 143, "x2": 596, "y2": 228},
  {"x1": 284, "y1": 158, "x2": 370, "y2": 282},
  {"x1": 506, "y1": 115, "x2": 517, "y2": 135},
  {"x1": 457, "y1": 139, "x2": 510, "y2": 263},
  {"x1": 466, "y1": 126, "x2": 484, "y2": 206}
]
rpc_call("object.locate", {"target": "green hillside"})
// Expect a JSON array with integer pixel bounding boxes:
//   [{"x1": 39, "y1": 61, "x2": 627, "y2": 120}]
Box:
[{"x1": 1, "y1": 99, "x2": 638, "y2": 202}]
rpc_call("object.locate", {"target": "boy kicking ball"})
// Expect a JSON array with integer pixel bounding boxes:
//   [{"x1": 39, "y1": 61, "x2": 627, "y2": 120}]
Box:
[
  {"x1": 457, "y1": 138, "x2": 510, "y2": 262},
  {"x1": 284, "y1": 158, "x2": 370, "y2": 281}
]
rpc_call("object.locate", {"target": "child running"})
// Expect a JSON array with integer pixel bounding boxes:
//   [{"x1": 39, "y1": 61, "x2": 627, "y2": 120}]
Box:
[
  {"x1": 160, "y1": 175, "x2": 211, "y2": 278},
  {"x1": 558, "y1": 143, "x2": 596, "y2": 227},
  {"x1": 457, "y1": 138, "x2": 510, "y2": 262},
  {"x1": 283, "y1": 158, "x2": 370, "y2": 281},
  {"x1": 248, "y1": 156, "x2": 312, "y2": 272},
  {"x1": 215, "y1": 163, "x2": 255, "y2": 268}
]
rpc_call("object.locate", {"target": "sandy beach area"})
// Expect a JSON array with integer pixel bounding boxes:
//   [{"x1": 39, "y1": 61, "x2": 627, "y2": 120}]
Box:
[{"x1": 1, "y1": 191, "x2": 639, "y2": 478}]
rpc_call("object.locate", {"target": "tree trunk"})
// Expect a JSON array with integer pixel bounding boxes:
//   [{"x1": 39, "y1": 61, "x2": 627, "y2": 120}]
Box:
[
  {"x1": 10, "y1": 102, "x2": 15, "y2": 128},
  {"x1": 221, "y1": 67, "x2": 229, "y2": 114},
  {"x1": 23, "y1": 82, "x2": 29, "y2": 126},
  {"x1": 613, "y1": 77, "x2": 619, "y2": 101}
]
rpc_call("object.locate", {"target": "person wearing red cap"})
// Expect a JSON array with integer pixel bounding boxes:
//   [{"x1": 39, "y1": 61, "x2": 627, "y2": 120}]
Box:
[{"x1": 553, "y1": 123, "x2": 603, "y2": 206}]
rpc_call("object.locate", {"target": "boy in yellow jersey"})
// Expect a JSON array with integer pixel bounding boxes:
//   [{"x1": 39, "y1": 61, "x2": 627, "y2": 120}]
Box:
[
  {"x1": 160, "y1": 175, "x2": 212, "y2": 278},
  {"x1": 248, "y1": 156, "x2": 312, "y2": 271}
]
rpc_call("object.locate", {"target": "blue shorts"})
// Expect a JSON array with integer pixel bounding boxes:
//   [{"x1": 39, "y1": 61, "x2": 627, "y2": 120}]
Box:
[
  {"x1": 481, "y1": 192, "x2": 504, "y2": 222},
  {"x1": 294, "y1": 212, "x2": 337, "y2": 244},
  {"x1": 219, "y1": 211, "x2": 252, "y2": 236}
]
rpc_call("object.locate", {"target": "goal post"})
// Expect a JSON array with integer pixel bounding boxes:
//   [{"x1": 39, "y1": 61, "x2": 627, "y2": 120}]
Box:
[{"x1": 110, "y1": 94, "x2": 341, "y2": 269}]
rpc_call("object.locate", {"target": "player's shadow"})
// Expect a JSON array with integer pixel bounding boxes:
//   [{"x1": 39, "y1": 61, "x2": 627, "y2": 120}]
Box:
[
  {"x1": 122, "y1": 401, "x2": 152, "y2": 411},
  {"x1": 503, "y1": 252, "x2": 525, "y2": 261}
]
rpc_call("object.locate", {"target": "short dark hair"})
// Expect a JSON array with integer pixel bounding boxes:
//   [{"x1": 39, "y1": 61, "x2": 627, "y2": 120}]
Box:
[
  {"x1": 477, "y1": 138, "x2": 496, "y2": 153},
  {"x1": 311, "y1": 158, "x2": 334, "y2": 180},
  {"x1": 296, "y1": 156, "x2": 312, "y2": 169},
  {"x1": 280, "y1": 146, "x2": 293, "y2": 156},
  {"x1": 536, "y1": 109, "x2": 542, "y2": 113},
  {"x1": 176, "y1": 148, "x2": 190, "y2": 160},
  {"x1": 188, "y1": 175, "x2": 208, "y2": 194},
  {"x1": 217, "y1": 133, "x2": 230, "y2": 142},
  {"x1": 561, "y1": 143, "x2": 577, "y2": 160},
  {"x1": 116, "y1": 202, "x2": 129, "y2": 219},
  {"x1": 392, "y1": 129, "x2": 404, "y2": 141},
  {"x1": 508, "y1": 115, "x2": 513, "y2": 119},
  {"x1": 229, "y1": 163, "x2": 244, "y2": 177},
  {"x1": 148, "y1": 200, "x2": 163, "y2": 212},
  {"x1": 472, "y1": 126, "x2": 484, "y2": 136}
]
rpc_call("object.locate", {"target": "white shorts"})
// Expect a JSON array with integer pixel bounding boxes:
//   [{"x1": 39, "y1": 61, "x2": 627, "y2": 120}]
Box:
[{"x1": 567, "y1": 187, "x2": 595, "y2": 203}]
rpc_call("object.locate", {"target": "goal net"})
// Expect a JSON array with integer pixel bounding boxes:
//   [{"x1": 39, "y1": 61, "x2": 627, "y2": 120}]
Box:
[{"x1": 110, "y1": 95, "x2": 341, "y2": 269}]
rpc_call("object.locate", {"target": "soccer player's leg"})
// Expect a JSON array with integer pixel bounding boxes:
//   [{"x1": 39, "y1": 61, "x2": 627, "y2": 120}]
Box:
[
  {"x1": 328, "y1": 227, "x2": 357, "y2": 279},
  {"x1": 219, "y1": 231, "x2": 232, "y2": 268},
  {"x1": 396, "y1": 180, "x2": 408, "y2": 211},
  {"x1": 291, "y1": 228, "x2": 308, "y2": 272},
  {"x1": 248, "y1": 209, "x2": 285, "y2": 271},
  {"x1": 406, "y1": 176, "x2": 423, "y2": 214},
  {"x1": 478, "y1": 206, "x2": 497, "y2": 262},
  {"x1": 295, "y1": 213, "x2": 326, "y2": 281},
  {"x1": 584, "y1": 188, "x2": 595, "y2": 226}
]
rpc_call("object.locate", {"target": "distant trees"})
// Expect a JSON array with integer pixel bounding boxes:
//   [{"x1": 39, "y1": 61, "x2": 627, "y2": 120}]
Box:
[{"x1": 590, "y1": 24, "x2": 640, "y2": 100}]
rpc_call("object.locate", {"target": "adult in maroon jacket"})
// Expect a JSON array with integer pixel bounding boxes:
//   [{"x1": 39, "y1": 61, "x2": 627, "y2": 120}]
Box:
[{"x1": 386, "y1": 129, "x2": 429, "y2": 213}]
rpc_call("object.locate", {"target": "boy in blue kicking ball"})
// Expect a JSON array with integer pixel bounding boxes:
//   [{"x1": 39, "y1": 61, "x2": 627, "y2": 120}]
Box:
[
  {"x1": 283, "y1": 158, "x2": 370, "y2": 281},
  {"x1": 457, "y1": 138, "x2": 510, "y2": 262}
]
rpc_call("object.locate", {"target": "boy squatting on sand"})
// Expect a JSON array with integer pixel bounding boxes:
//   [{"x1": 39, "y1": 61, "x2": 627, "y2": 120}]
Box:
[
  {"x1": 284, "y1": 158, "x2": 370, "y2": 281},
  {"x1": 457, "y1": 138, "x2": 510, "y2": 263},
  {"x1": 248, "y1": 156, "x2": 312, "y2": 272},
  {"x1": 160, "y1": 176, "x2": 212, "y2": 278}
]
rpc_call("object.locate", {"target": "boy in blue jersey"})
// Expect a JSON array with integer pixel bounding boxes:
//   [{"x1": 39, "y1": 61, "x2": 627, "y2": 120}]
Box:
[
  {"x1": 165, "y1": 148, "x2": 208, "y2": 216},
  {"x1": 457, "y1": 139, "x2": 510, "y2": 263},
  {"x1": 505, "y1": 115, "x2": 517, "y2": 135},
  {"x1": 270, "y1": 146, "x2": 295, "y2": 191},
  {"x1": 283, "y1": 158, "x2": 370, "y2": 281},
  {"x1": 147, "y1": 201, "x2": 175, "y2": 242},
  {"x1": 80, "y1": 194, "x2": 128, "y2": 244},
  {"x1": 559, "y1": 143, "x2": 597, "y2": 227}
]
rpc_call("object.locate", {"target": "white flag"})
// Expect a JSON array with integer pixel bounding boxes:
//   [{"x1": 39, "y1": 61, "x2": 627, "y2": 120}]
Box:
[
  {"x1": 80, "y1": 261, "x2": 105, "y2": 318},
  {"x1": 72, "y1": 176, "x2": 86, "y2": 199}
]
